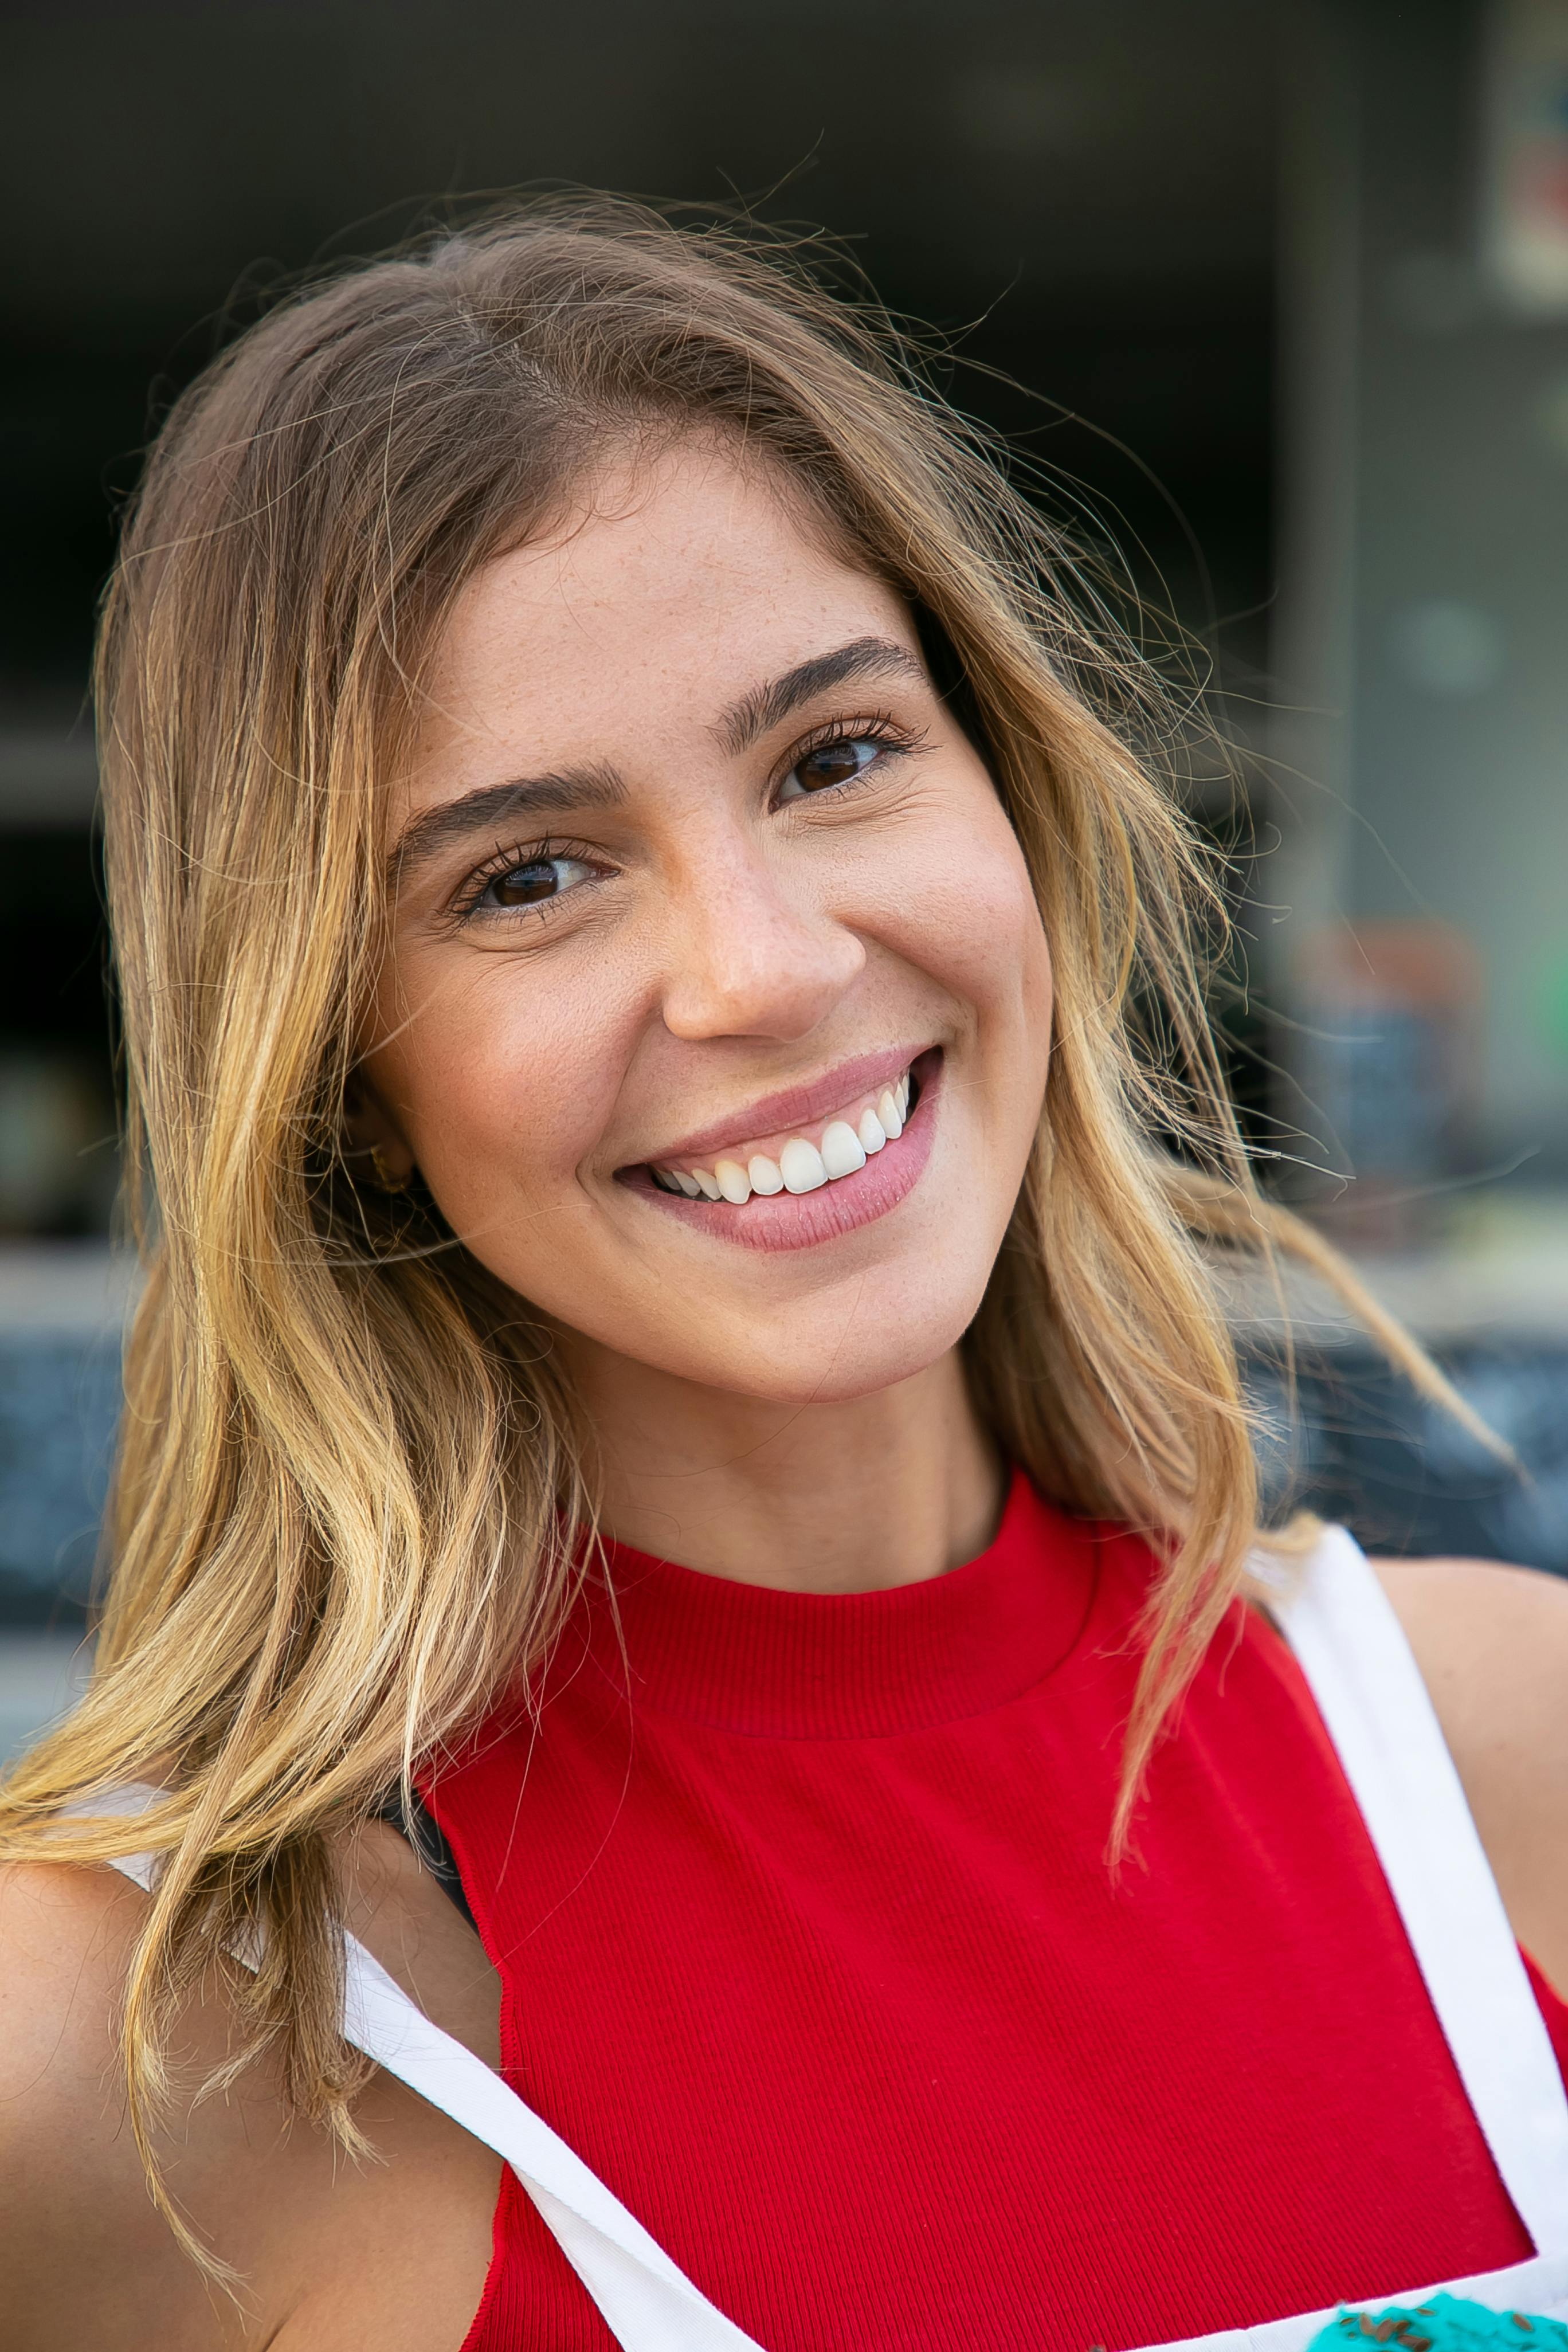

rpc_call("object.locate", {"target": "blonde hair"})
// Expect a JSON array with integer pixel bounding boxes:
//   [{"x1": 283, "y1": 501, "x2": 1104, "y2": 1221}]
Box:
[{"x1": 0, "y1": 195, "x2": 1457, "y2": 2250}]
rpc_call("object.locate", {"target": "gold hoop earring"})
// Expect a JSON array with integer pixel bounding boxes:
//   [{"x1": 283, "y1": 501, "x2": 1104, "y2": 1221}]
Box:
[{"x1": 370, "y1": 1145, "x2": 413, "y2": 1195}]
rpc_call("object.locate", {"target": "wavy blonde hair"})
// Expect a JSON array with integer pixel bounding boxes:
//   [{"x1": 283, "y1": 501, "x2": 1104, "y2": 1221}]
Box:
[{"x1": 0, "y1": 196, "x2": 1452, "y2": 2248}]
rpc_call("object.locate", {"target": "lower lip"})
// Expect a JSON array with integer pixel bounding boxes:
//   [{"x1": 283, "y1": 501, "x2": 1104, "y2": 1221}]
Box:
[{"x1": 622, "y1": 1050, "x2": 943, "y2": 1253}]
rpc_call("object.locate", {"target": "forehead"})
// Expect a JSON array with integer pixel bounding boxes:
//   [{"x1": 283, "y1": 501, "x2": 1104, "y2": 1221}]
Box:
[{"x1": 411, "y1": 441, "x2": 914, "y2": 783}]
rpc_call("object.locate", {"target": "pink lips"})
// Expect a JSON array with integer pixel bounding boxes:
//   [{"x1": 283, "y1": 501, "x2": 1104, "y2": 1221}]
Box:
[
  {"x1": 646, "y1": 1044, "x2": 927, "y2": 1170},
  {"x1": 626, "y1": 1049, "x2": 942, "y2": 1253}
]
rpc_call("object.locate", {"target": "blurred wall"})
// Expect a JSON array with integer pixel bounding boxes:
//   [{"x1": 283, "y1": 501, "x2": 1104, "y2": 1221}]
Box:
[
  {"x1": 2, "y1": 0, "x2": 1276, "y2": 711},
  {"x1": 1276, "y1": 0, "x2": 1568, "y2": 1185}
]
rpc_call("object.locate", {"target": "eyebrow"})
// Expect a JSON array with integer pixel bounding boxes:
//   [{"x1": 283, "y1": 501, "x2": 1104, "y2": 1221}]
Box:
[
  {"x1": 387, "y1": 636, "x2": 928, "y2": 888},
  {"x1": 712, "y1": 636, "x2": 928, "y2": 756},
  {"x1": 386, "y1": 763, "x2": 627, "y2": 888}
]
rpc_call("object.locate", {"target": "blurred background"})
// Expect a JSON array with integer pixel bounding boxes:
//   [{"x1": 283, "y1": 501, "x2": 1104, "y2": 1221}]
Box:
[{"x1": 2, "y1": 0, "x2": 1567, "y2": 1749}]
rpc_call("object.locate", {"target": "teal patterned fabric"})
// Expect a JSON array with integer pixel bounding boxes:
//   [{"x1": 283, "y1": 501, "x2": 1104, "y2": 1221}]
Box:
[{"x1": 1307, "y1": 2296, "x2": 1568, "y2": 2352}]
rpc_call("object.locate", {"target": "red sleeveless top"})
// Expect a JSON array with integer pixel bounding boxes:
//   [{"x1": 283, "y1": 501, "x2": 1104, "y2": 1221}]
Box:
[{"x1": 422, "y1": 1472, "x2": 1568, "y2": 2351}]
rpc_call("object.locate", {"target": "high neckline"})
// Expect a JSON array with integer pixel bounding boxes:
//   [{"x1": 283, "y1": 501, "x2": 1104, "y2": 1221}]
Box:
[{"x1": 571, "y1": 1469, "x2": 1100, "y2": 1739}]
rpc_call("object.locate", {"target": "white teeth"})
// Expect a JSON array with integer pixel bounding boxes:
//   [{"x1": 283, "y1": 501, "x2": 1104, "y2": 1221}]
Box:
[
  {"x1": 654, "y1": 1066, "x2": 918, "y2": 1204},
  {"x1": 820, "y1": 1119, "x2": 867, "y2": 1179},
  {"x1": 779, "y1": 1137, "x2": 828, "y2": 1193}
]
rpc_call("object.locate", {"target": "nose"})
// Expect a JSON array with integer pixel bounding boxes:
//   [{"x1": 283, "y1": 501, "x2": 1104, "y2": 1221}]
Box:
[{"x1": 658, "y1": 841, "x2": 865, "y2": 1044}]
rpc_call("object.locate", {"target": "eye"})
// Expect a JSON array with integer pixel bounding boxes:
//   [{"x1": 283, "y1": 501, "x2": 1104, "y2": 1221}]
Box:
[
  {"x1": 777, "y1": 734, "x2": 887, "y2": 803},
  {"x1": 468, "y1": 851, "x2": 600, "y2": 914}
]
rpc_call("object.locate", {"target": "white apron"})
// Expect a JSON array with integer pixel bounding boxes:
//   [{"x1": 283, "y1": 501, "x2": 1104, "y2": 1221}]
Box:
[{"x1": 93, "y1": 1527, "x2": 1568, "y2": 2350}]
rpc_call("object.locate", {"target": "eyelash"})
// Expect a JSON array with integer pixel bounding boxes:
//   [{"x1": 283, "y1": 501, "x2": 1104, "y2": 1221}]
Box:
[
  {"x1": 449, "y1": 716, "x2": 918, "y2": 925},
  {"x1": 773, "y1": 713, "x2": 917, "y2": 803},
  {"x1": 450, "y1": 835, "x2": 604, "y2": 923}
]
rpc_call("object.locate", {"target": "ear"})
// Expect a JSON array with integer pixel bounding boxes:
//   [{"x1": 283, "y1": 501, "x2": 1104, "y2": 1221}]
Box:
[{"x1": 341, "y1": 1067, "x2": 416, "y2": 1187}]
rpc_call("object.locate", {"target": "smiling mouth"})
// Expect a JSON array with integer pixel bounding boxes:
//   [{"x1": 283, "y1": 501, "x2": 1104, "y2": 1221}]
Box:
[{"x1": 640, "y1": 1060, "x2": 926, "y2": 1206}]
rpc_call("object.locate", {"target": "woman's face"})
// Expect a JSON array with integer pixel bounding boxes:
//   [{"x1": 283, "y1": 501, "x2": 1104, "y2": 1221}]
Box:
[{"x1": 361, "y1": 440, "x2": 1052, "y2": 1405}]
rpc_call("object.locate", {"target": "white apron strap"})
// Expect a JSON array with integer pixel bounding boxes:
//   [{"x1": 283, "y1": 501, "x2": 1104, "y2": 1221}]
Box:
[
  {"x1": 1269, "y1": 1526, "x2": 1568, "y2": 2257},
  {"x1": 81, "y1": 1785, "x2": 765, "y2": 2352}
]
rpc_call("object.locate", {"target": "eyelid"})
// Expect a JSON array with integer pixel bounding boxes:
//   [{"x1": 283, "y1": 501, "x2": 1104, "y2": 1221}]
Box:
[
  {"x1": 448, "y1": 836, "x2": 610, "y2": 923},
  {"x1": 770, "y1": 712, "x2": 919, "y2": 802}
]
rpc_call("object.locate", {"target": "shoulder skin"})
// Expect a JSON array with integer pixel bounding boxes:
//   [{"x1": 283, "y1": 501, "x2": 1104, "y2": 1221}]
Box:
[
  {"x1": 1373, "y1": 1554, "x2": 1568, "y2": 1997},
  {"x1": 0, "y1": 1821, "x2": 500, "y2": 2350}
]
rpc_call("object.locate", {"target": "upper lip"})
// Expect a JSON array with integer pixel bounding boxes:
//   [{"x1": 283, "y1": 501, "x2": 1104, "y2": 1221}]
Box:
[{"x1": 636, "y1": 1044, "x2": 932, "y2": 1168}]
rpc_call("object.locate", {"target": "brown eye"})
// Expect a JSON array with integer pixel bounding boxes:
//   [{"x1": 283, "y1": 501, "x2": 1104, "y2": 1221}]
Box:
[
  {"x1": 779, "y1": 736, "x2": 883, "y2": 802},
  {"x1": 473, "y1": 853, "x2": 597, "y2": 912},
  {"x1": 491, "y1": 861, "x2": 559, "y2": 905}
]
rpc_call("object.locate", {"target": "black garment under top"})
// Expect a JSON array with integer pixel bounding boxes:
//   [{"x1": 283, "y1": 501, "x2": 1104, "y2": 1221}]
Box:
[{"x1": 375, "y1": 1782, "x2": 476, "y2": 1931}]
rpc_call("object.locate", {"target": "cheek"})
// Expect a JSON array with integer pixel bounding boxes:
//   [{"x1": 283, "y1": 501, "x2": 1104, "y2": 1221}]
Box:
[
  {"x1": 877, "y1": 801, "x2": 1051, "y2": 1049},
  {"x1": 377, "y1": 961, "x2": 628, "y2": 1212}
]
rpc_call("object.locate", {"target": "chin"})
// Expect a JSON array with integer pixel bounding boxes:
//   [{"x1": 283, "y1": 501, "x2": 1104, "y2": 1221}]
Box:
[{"x1": 660, "y1": 1284, "x2": 988, "y2": 1406}]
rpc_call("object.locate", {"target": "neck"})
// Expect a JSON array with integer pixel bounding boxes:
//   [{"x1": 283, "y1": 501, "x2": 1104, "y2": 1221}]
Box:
[{"x1": 562, "y1": 1341, "x2": 1005, "y2": 1594}]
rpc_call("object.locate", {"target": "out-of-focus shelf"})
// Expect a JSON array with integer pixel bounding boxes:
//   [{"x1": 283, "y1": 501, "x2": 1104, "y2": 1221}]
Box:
[
  {"x1": 1216, "y1": 1192, "x2": 1568, "y2": 1347},
  {"x1": 0, "y1": 1240, "x2": 139, "y2": 1334},
  {"x1": 2, "y1": 1214, "x2": 1567, "y2": 1609},
  {"x1": 3, "y1": 1210, "x2": 1568, "y2": 1350}
]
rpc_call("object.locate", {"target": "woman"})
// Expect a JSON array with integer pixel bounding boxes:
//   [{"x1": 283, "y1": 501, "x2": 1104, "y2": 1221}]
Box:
[{"x1": 0, "y1": 200, "x2": 1564, "y2": 2352}]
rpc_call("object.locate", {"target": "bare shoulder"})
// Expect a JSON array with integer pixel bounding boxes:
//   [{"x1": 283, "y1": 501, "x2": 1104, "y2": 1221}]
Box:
[
  {"x1": 1370, "y1": 1552, "x2": 1568, "y2": 1783},
  {"x1": 1371, "y1": 1553, "x2": 1568, "y2": 1993},
  {"x1": 0, "y1": 1857, "x2": 235, "y2": 2346},
  {"x1": 0, "y1": 1855, "x2": 149, "y2": 2128},
  {"x1": 0, "y1": 1824, "x2": 501, "y2": 2350}
]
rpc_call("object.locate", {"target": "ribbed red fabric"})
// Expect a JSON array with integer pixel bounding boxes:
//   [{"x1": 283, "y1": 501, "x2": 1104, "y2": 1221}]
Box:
[{"x1": 422, "y1": 1473, "x2": 1568, "y2": 2352}]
